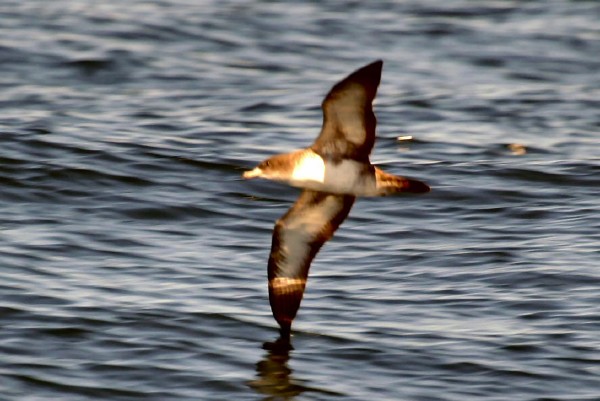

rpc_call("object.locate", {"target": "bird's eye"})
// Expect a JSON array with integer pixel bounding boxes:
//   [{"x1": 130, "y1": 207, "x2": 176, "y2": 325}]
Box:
[{"x1": 264, "y1": 161, "x2": 271, "y2": 167}]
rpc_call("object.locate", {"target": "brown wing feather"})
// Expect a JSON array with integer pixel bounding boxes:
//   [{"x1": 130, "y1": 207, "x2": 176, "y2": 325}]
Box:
[
  {"x1": 311, "y1": 60, "x2": 383, "y2": 162},
  {"x1": 268, "y1": 190, "x2": 355, "y2": 336}
]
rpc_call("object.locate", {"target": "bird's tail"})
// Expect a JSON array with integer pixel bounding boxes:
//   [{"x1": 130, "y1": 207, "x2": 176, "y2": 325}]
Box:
[{"x1": 375, "y1": 167, "x2": 430, "y2": 195}]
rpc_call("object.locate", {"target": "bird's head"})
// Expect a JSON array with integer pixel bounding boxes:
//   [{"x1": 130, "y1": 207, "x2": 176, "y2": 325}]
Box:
[{"x1": 243, "y1": 153, "x2": 297, "y2": 181}]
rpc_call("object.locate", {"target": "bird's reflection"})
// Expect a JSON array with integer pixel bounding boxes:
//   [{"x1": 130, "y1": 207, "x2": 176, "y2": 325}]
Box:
[{"x1": 248, "y1": 335, "x2": 342, "y2": 400}]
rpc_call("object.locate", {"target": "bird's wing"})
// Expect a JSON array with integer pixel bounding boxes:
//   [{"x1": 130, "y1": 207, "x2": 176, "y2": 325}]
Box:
[
  {"x1": 311, "y1": 60, "x2": 383, "y2": 162},
  {"x1": 268, "y1": 190, "x2": 355, "y2": 334}
]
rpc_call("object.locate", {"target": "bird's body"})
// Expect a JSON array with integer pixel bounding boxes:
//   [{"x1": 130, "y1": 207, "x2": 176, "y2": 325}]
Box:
[
  {"x1": 243, "y1": 60, "x2": 430, "y2": 342},
  {"x1": 246, "y1": 148, "x2": 375, "y2": 195},
  {"x1": 245, "y1": 148, "x2": 429, "y2": 196}
]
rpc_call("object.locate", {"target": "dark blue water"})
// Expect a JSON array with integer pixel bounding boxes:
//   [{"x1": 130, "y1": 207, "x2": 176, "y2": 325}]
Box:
[{"x1": 1, "y1": 1, "x2": 599, "y2": 400}]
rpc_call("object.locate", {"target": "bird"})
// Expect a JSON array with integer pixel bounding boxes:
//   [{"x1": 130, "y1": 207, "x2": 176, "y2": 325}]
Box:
[{"x1": 243, "y1": 60, "x2": 430, "y2": 343}]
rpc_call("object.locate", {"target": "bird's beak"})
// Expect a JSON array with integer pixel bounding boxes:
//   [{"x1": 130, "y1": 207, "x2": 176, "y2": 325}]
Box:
[{"x1": 243, "y1": 167, "x2": 262, "y2": 179}]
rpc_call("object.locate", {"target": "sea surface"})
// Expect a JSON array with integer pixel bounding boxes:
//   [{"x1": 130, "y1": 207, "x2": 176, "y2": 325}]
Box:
[{"x1": 1, "y1": 1, "x2": 599, "y2": 400}]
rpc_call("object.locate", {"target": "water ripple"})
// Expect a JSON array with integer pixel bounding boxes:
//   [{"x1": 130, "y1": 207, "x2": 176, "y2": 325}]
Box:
[{"x1": 1, "y1": 1, "x2": 599, "y2": 400}]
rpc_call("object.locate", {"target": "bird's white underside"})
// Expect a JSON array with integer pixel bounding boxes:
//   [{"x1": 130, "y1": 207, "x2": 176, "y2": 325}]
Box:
[
  {"x1": 290, "y1": 151, "x2": 376, "y2": 196},
  {"x1": 291, "y1": 151, "x2": 326, "y2": 183}
]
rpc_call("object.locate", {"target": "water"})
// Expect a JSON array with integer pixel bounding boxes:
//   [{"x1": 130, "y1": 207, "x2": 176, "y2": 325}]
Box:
[{"x1": 1, "y1": 1, "x2": 599, "y2": 400}]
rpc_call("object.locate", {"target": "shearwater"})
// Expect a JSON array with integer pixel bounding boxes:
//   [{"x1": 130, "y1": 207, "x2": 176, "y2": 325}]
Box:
[{"x1": 243, "y1": 60, "x2": 430, "y2": 345}]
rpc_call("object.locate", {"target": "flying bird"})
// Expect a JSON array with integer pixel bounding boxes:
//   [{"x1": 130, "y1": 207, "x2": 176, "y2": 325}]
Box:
[{"x1": 244, "y1": 60, "x2": 429, "y2": 342}]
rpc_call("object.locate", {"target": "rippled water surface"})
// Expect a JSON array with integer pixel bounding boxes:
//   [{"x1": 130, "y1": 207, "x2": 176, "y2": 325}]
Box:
[{"x1": 1, "y1": 1, "x2": 599, "y2": 400}]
